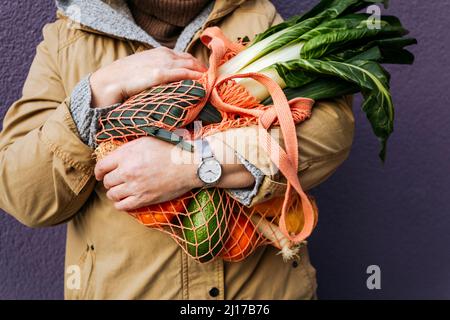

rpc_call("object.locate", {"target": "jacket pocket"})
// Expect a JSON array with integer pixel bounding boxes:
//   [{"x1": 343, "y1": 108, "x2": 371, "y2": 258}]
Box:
[
  {"x1": 290, "y1": 244, "x2": 318, "y2": 300},
  {"x1": 75, "y1": 244, "x2": 96, "y2": 299}
]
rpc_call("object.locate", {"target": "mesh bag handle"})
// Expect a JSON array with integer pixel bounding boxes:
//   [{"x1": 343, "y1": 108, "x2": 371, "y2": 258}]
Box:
[{"x1": 201, "y1": 28, "x2": 316, "y2": 244}]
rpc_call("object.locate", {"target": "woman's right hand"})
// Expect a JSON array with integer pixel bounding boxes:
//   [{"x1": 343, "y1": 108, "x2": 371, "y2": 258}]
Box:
[{"x1": 89, "y1": 47, "x2": 207, "y2": 107}]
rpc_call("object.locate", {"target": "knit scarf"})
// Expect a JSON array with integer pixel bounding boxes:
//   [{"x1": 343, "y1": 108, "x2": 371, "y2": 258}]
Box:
[{"x1": 127, "y1": 0, "x2": 212, "y2": 48}]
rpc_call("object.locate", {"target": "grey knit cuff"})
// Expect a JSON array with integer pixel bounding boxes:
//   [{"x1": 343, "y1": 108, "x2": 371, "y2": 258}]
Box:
[
  {"x1": 69, "y1": 75, "x2": 120, "y2": 148},
  {"x1": 227, "y1": 153, "x2": 265, "y2": 206}
]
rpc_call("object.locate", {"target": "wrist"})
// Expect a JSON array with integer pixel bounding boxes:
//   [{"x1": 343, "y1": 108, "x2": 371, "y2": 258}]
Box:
[
  {"x1": 90, "y1": 71, "x2": 123, "y2": 107},
  {"x1": 190, "y1": 164, "x2": 205, "y2": 189},
  {"x1": 202, "y1": 137, "x2": 255, "y2": 189},
  {"x1": 178, "y1": 147, "x2": 204, "y2": 189}
]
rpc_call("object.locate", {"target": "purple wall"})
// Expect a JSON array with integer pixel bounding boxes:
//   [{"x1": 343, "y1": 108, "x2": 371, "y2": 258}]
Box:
[{"x1": 0, "y1": 0, "x2": 449, "y2": 299}]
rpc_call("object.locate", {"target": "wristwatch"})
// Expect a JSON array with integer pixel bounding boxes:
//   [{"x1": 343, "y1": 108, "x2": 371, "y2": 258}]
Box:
[{"x1": 195, "y1": 139, "x2": 222, "y2": 187}]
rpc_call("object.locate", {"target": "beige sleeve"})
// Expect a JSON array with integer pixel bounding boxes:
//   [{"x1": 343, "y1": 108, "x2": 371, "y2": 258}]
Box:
[
  {"x1": 273, "y1": 12, "x2": 284, "y2": 25},
  {"x1": 0, "y1": 22, "x2": 96, "y2": 227},
  {"x1": 209, "y1": 96, "x2": 355, "y2": 205}
]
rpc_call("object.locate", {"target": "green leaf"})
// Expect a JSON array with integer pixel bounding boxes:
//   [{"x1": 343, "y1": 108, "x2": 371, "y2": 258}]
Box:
[
  {"x1": 325, "y1": 37, "x2": 416, "y2": 64},
  {"x1": 297, "y1": 0, "x2": 342, "y2": 22},
  {"x1": 249, "y1": 0, "x2": 364, "y2": 55},
  {"x1": 298, "y1": 14, "x2": 371, "y2": 42},
  {"x1": 261, "y1": 77, "x2": 359, "y2": 105},
  {"x1": 343, "y1": 0, "x2": 390, "y2": 15},
  {"x1": 251, "y1": 0, "x2": 388, "y2": 44},
  {"x1": 325, "y1": 45, "x2": 384, "y2": 62},
  {"x1": 273, "y1": 58, "x2": 394, "y2": 160},
  {"x1": 300, "y1": 18, "x2": 407, "y2": 59},
  {"x1": 367, "y1": 38, "x2": 417, "y2": 64}
]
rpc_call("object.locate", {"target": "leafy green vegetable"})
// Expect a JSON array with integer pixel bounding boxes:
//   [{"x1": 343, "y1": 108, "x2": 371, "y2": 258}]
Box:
[
  {"x1": 220, "y1": 0, "x2": 387, "y2": 74},
  {"x1": 250, "y1": 0, "x2": 387, "y2": 44},
  {"x1": 342, "y1": 0, "x2": 390, "y2": 16},
  {"x1": 299, "y1": 16, "x2": 407, "y2": 59},
  {"x1": 325, "y1": 37, "x2": 417, "y2": 64},
  {"x1": 215, "y1": 0, "x2": 417, "y2": 160},
  {"x1": 262, "y1": 77, "x2": 359, "y2": 104},
  {"x1": 273, "y1": 58, "x2": 394, "y2": 160}
]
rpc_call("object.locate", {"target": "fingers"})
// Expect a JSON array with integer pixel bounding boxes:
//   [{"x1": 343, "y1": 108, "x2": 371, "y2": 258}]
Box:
[
  {"x1": 158, "y1": 68, "x2": 204, "y2": 84},
  {"x1": 103, "y1": 169, "x2": 125, "y2": 189},
  {"x1": 114, "y1": 196, "x2": 141, "y2": 212},
  {"x1": 177, "y1": 51, "x2": 196, "y2": 60},
  {"x1": 172, "y1": 58, "x2": 207, "y2": 73},
  {"x1": 141, "y1": 47, "x2": 207, "y2": 86},
  {"x1": 106, "y1": 183, "x2": 131, "y2": 202},
  {"x1": 174, "y1": 52, "x2": 207, "y2": 72},
  {"x1": 149, "y1": 47, "x2": 206, "y2": 71},
  {"x1": 95, "y1": 155, "x2": 119, "y2": 181}
]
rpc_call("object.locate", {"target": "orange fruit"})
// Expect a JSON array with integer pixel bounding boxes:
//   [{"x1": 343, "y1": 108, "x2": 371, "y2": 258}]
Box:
[
  {"x1": 132, "y1": 196, "x2": 188, "y2": 226},
  {"x1": 137, "y1": 211, "x2": 176, "y2": 225},
  {"x1": 252, "y1": 197, "x2": 285, "y2": 218},
  {"x1": 221, "y1": 214, "x2": 258, "y2": 262},
  {"x1": 276, "y1": 196, "x2": 319, "y2": 234}
]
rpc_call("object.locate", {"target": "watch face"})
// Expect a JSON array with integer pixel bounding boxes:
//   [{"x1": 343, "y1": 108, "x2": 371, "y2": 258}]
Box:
[{"x1": 198, "y1": 158, "x2": 222, "y2": 185}]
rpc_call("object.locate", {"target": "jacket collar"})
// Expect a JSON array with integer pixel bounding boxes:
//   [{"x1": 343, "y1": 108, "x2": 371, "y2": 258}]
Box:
[{"x1": 55, "y1": 0, "x2": 246, "y2": 52}]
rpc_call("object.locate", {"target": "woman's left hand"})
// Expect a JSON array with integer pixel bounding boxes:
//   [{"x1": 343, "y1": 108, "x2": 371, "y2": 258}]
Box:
[{"x1": 94, "y1": 137, "x2": 201, "y2": 211}]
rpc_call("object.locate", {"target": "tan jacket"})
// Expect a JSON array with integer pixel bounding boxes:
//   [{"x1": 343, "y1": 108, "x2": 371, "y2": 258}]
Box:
[{"x1": 0, "y1": 0, "x2": 354, "y2": 299}]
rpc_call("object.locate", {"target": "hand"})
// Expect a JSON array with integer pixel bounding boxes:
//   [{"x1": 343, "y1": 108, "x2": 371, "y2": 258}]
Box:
[
  {"x1": 94, "y1": 137, "x2": 255, "y2": 212},
  {"x1": 94, "y1": 137, "x2": 201, "y2": 211},
  {"x1": 90, "y1": 47, "x2": 207, "y2": 107}
]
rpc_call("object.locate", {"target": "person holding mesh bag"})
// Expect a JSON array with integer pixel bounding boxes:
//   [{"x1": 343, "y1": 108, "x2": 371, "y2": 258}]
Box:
[{"x1": 0, "y1": 0, "x2": 354, "y2": 299}]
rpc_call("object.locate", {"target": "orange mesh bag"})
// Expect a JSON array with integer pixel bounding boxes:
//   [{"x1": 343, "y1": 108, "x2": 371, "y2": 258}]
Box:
[
  {"x1": 95, "y1": 27, "x2": 318, "y2": 263},
  {"x1": 95, "y1": 79, "x2": 207, "y2": 152}
]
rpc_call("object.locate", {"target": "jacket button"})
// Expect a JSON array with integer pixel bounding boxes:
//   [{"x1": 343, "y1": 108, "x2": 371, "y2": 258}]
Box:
[
  {"x1": 209, "y1": 287, "x2": 219, "y2": 297},
  {"x1": 292, "y1": 260, "x2": 299, "y2": 268}
]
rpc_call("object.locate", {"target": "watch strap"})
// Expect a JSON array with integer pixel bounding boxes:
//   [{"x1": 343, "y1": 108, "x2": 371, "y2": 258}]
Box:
[{"x1": 195, "y1": 139, "x2": 214, "y2": 161}]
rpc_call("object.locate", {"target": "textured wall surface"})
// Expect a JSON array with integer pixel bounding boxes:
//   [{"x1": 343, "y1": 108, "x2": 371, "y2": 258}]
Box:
[{"x1": 0, "y1": 0, "x2": 449, "y2": 299}]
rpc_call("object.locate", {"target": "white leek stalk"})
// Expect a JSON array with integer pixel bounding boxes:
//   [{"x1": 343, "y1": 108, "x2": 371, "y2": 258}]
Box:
[
  {"x1": 218, "y1": 32, "x2": 281, "y2": 75},
  {"x1": 236, "y1": 42, "x2": 304, "y2": 75},
  {"x1": 218, "y1": 24, "x2": 299, "y2": 75},
  {"x1": 221, "y1": 42, "x2": 304, "y2": 101},
  {"x1": 237, "y1": 68, "x2": 286, "y2": 101}
]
